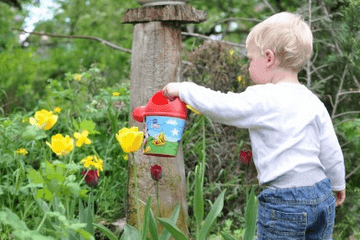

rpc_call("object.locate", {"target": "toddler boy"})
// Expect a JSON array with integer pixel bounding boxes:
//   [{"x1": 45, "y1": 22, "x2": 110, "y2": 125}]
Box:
[{"x1": 163, "y1": 12, "x2": 345, "y2": 239}]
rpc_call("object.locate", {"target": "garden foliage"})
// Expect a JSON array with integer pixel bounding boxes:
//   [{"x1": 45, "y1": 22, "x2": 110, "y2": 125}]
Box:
[{"x1": 1, "y1": 0, "x2": 360, "y2": 239}]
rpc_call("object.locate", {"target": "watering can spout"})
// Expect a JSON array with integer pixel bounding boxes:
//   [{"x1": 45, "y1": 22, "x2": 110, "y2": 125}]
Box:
[{"x1": 132, "y1": 106, "x2": 146, "y2": 123}]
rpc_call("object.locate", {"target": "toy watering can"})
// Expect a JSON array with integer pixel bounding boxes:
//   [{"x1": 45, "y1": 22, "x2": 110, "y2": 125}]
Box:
[{"x1": 132, "y1": 90, "x2": 188, "y2": 157}]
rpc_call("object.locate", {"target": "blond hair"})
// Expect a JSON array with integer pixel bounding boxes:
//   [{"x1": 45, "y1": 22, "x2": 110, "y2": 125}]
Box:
[{"x1": 246, "y1": 12, "x2": 313, "y2": 72}]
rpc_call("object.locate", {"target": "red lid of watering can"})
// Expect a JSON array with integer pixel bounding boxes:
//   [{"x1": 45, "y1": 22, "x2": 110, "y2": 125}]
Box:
[{"x1": 132, "y1": 90, "x2": 188, "y2": 123}]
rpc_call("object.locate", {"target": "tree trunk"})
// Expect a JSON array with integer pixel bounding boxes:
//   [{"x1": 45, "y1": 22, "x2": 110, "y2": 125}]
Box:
[{"x1": 122, "y1": 4, "x2": 206, "y2": 236}]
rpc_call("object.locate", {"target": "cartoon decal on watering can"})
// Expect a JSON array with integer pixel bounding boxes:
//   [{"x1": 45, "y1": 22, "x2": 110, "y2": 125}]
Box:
[{"x1": 132, "y1": 91, "x2": 188, "y2": 157}]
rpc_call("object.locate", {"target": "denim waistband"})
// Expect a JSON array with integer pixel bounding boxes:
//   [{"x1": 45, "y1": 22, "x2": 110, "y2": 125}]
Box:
[{"x1": 258, "y1": 178, "x2": 333, "y2": 205}]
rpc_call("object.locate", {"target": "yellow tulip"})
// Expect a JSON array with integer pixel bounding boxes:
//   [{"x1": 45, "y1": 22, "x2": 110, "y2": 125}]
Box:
[
  {"x1": 46, "y1": 134, "x2": 74, "y2": 156},
  {"x1": 116, "y1": 127, "x2": 144, "y2": 153},
  {"x1": 73, "y1": 129, "x2": 92, "y2": 147},
  {"x1": 29, "y1": 109, "x2": 58, "y2": 130}
]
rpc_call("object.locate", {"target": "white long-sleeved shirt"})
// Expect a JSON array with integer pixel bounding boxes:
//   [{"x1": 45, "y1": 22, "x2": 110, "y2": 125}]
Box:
[{"x1": 179, "y1": 82, "x2": 345, "y2": 191}]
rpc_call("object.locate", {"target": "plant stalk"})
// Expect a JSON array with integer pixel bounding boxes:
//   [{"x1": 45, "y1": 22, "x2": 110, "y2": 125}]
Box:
[
  {"x1": 156, "y1": 181, "x2": 160, "y2": 219},
  {"x1": 36, "y1": 212, "x2": 48, "y2": 232},
  {"x1": 132, "y1": 152, "x2": 141, "y2": 231}
]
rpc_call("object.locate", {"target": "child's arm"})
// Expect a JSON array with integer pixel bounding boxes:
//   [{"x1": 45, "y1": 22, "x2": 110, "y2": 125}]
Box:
[
  {"x1": 163, "y1": 82, "x2": 265, "y2": 128},
  {"x1": 319, "y1": 109, "x2": 346, "y2": 206}
]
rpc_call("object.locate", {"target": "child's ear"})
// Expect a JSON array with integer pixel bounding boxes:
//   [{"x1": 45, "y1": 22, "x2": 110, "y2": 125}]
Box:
[{"x1": 265, "y1": 49, "x2": 276, "y2": 66}]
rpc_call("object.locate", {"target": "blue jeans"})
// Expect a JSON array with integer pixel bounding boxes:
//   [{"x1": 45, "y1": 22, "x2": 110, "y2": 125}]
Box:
[{"x1": 256, "y1": 178, "x2": 336, "y2": 240}]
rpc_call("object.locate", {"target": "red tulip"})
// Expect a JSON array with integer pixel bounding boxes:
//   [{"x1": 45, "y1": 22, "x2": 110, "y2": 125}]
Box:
[
  {"x1": 150, "y1": 164, "x2": 162, "y2": 181},
  {"x1": 239, "y1": 151, "x2": 252, "y2": 164},
  {"x1": 82, "y1": 170, "x2": 99, "y2": 187}
]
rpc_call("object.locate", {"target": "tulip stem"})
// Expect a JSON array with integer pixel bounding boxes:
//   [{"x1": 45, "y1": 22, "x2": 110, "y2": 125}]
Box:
[
  {"x1": 132, "y1": 152, "x2": 141, "y2": 231},
  {"x1": 41, "y1": 140, "x2": 46, "y2": 166},
  {"x1": 156, "y1": 181, "x2": 160, "y2": 219},
  {"x1": 245, "y1": 163, "x2": 249, "y2": 202}
]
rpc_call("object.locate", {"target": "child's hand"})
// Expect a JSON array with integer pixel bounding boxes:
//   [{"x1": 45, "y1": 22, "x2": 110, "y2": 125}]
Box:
[
  {"x1": 334, "y1": 189, "x2": 346, "y2": 207},
  {"x1": 162, "y1": 83, "x2": 181, "y2": 101}
]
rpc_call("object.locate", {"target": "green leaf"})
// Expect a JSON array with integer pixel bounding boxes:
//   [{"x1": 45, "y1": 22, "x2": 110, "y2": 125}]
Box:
[
  {"x1": 54, "y1": 162, "x2": 66, "y2": 182},
  {"x1": 66, "y1": 174, "x2": 77, "y2": 182},
  {"x1": 13, "y1": 230, "x2": 55, "y2": 240},
  {"x1": 80, "y1": 189, "x2": 88, "y2": 199},
  {"x1": 35, "y1": 189, "x2": 44, "y2": 199},
  {"x1": 66, "y1": 182, "x2": 81, "y2": 197},
  {"x1": 194, "y1": 164, "x2": 204, "y2": 228},
  {"x1": 34, "y1": 188, "x2": 52, "y2": 203},
  {"x1": 69, "y1": 223, "x2": 87, "y2": 230},
  {"x1": 159, "y1": 204, "x2": 180, "y2": 240},
  {"x1": 158, "y1": 218, "x2": 188, "y2": 240},
  {"x1": 86, "y1": 194, "x2": 94, "y2": 235},
  {"x1": 66, "y1": 163, "x2": 82, "y2": 173},
  {"x1": 35, "y1": 129, "x2": 48, "y2": 140},
  {"x1": 43, "y1": 188, "x2": 53, "y2": 201},
  {"x1": 68, "y1": 230, "x2": 79, "y2": 240},
  {"x1": 27, "y1": 169, "x2": 44, "y2": 184},
  {"x1": 20, "y1": 183, "x2": 43, "y2": 190},
  {"x1": 35, "y1": 198, "x2": 50, "y2": 213},
  {"x1": 79, "y1": 199, "x2": 86, "y2": 224},
  {"x1": 119, "y1": 224, "x2": 140, "y2": 240},
  {"x1": 21, "y1": 125, "x2": 44, "y2": 141},
  {"x1": 148, "y1": 207, "x2": 159, "y2": 240},
  {"x1": 244, "y1": 186, "x2": 258, "y2": 240},
  {"x1": 45, "y1": 161, "x2": 56, "y2": 179},
  {"x1": 46, "y1": 179, "x2": 60, "y2": 196},
  {"x1": 142, "y1": 196, "x2": 152, "y2": 240},
  {"x1": 0, "y1": 208, "x2": 29, "y2": 231},
  {"x1": 47, "y1": 211, "x2": 67, "y2": 223},
  {"x1": 94, "y1": 223, "x2": 119, "y2": 240},
  {"x1": 53, "y1": 196, "x2": 65, "y2": 215},
  {"x1": 75, "y1": 228, "x2": 95, "y2": 240},
  {"x1": 221, "y1": 232, "x2": 236, "y2": 240},
  {"x1": 80, "y1": 120, "x2": 100, "y2": 134},
  {"x1": 199, "y1": 190, "x2": 225, "y2": 240}
]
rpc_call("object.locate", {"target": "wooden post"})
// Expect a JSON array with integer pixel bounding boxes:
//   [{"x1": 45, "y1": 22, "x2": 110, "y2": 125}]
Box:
[{"x1": 122, "y1": 3, "x2": 206, "y2": 236}]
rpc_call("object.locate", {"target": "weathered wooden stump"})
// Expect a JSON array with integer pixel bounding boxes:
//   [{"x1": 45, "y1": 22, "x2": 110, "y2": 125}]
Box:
[{"x1": 122, "y1": 3, "x2": 206, "y2": 236}]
